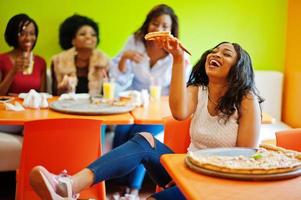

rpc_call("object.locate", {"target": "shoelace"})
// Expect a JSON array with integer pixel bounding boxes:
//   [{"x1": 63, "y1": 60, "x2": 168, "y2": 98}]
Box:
[{"x1": 56, "y1": 170, "x2": 80, "y2": 199}]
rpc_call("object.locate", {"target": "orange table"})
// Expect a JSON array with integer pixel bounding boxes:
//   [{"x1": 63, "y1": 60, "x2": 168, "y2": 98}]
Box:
[
  {"x1": 0, "y1": 97, "x2": 134, "y2": 125},
  {"x1": 161, "y1": 154, "x2": 301, "y2": 200},
  {"x1": 131, "y1": 96, "x2": 171, "y2": 124},
  {"x1": 132, "y1": 96, "x2": 275, "y2": 124}
]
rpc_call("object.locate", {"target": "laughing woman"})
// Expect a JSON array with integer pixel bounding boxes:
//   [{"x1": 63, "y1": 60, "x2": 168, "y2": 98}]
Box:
[{"x1": 30, "y1": 39, "x2": 263, "y2": 199}]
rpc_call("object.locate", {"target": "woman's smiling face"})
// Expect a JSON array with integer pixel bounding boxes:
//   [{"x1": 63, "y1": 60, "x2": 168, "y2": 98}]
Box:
[
  {"x1": 72, "y1": 25, "x2": 97, "y2": 50},
  {"x1": 17, "y1": 22, "x2": 36, "y2": 51},
  {"x1": 205, "y1": 43, "x2": 238, "y2": 80}
]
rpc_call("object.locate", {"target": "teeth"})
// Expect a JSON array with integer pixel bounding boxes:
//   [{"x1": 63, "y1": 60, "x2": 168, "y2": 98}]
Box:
[{"x1": 210, "y1": 59, "x2": 220, "y2": 67}]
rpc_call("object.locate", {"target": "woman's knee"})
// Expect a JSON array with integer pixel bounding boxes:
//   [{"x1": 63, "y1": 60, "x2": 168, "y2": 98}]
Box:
[{"x1": 138, "y1": 132, "x2": 155, "y2": 148}]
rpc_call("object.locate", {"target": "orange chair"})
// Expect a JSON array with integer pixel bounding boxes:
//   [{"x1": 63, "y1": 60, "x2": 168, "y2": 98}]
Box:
[
  {"x1": 16, "y1": 118, "x2": 105, "y2": 200},
  {"x1": 163, "y1": 116, "x2": 191, "y2": 153},
  {"x1": 155, "y1": 116, "x2": 191, "y2": 192},
  {"x1": 276, "y1": 129, "x2": 301, "y2": 152}
]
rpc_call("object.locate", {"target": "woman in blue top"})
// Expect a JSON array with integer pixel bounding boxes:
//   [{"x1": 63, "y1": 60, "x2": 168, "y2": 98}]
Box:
[{"x1": 109, "y1": 4, "x2": 191, "y2": 197}]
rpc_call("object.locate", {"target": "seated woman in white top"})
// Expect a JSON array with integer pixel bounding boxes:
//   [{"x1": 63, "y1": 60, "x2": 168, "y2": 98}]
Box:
[
  {"x1": 109, "y1": 4, "x2": 191, "y2": 95},
  {"x1": 109, "y1": 4, "x2": 191, "y2": 196},
  {"x1": 29, "y1": 39, "x2": 263, "y2": 200}
]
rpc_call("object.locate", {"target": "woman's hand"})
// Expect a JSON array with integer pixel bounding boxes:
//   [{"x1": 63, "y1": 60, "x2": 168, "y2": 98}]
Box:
[
  {"x1": 118, "y1": 50, "x2": 145, "y2": 72},
  {"x1": 95, "y1": 67, "x2": 108, "y2": 79},
  {"x1": 153, "y1": 36, "x2": 185, "y2": 60},
  {"x1": 58, "y1": 75, "x2": 76, "y2": 92},
  {"x1": 13, "y1": 53, "x2": 30, "y2": 73},
  {"x1": 122, "y1": 50, "x2": 145, "y2": 63}
]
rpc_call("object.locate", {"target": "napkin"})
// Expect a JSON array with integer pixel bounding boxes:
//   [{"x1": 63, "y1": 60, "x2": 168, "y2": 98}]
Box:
[
  {"x1": 128, "y1": 91, "x2": 142, "y2": 107},
  {"x1": 18, "y1": 92, "x2": 52, "y2": 99},
  {"x1": 40, "y1": 93, "x2": 49, "y2": 108},
  {"x1": 22, "y1": 89, "x2": 48, "y2": 108},
  {"x1": 141, "y1": 89, "x2": 149, "y2": 107},
  {"x1": 5, "y1": 102, "x2": 25, "y2": 111}
]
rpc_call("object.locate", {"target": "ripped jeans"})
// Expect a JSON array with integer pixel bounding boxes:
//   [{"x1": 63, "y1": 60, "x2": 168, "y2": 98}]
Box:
[{"x1": 87, "y1": 134, "x2": 186, "y2": 199}]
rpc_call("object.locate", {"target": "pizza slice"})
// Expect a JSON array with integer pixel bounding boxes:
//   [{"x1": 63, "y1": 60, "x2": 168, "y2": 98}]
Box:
[{"x1": 144, "y1": 31, "x2": 191, "y2": 55}]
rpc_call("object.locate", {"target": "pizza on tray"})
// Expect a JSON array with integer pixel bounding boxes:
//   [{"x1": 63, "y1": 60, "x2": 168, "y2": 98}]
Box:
[
  {"x1": 186, "y1": 144, "x2": 301, "y2": 175},
  {"x1": 90, "y1": 97, "x2": 129, "y2": 107}
]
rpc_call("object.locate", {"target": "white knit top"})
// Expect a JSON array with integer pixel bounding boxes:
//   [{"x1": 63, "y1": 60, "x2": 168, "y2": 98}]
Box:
[{"x1": 188, "y1": 87, "x2": 239, "y2": 152}]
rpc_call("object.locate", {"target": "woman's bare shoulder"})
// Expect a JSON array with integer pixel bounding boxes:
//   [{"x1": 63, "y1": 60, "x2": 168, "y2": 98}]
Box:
[{"x1": 240, "y1": 91, "x2": 259, "y2": 110}]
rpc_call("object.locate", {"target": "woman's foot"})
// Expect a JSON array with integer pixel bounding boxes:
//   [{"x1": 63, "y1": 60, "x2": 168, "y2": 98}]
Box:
[{"x1": 29, "y1": 165, "x2": 78, "y2": 200}]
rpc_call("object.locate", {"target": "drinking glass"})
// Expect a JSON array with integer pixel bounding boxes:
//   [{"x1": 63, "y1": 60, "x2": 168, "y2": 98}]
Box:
[{"x1": 103, "y1": 79, "x2": 115, "y2": 99}]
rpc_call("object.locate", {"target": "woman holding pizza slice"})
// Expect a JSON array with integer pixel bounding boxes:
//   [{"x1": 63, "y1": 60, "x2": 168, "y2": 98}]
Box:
[
  {"x1": 109, "y1": 4, "x2": 191, "y2": 198},
  {"x1": 29, "y1": 38, "x2": 263, "y2": 199}
]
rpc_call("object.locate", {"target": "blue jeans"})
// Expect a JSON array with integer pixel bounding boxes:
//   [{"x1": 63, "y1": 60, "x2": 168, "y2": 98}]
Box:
[
  {"x1": 87, "y1": 134, "x2": 185, "y2": 199},
  {"x1": 113, "y1": 124, "x2": 164, "y2": 189},
  {"x1": 151, "y1": 186, "x2": 186, "y2": 200}
]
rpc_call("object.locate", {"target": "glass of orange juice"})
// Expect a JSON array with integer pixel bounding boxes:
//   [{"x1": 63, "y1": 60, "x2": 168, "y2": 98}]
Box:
[
  {"x1": 150, "y1": 85, "x2": 161, "y2": 100},
  {"x1": 103, "y1": 79, "x2": 115, "y2": 99},
  {"x1": 149, "y1": 76, "x2": 161, "y2": 100}
]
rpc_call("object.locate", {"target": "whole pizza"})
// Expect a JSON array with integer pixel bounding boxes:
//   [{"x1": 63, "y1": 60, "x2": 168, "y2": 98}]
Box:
[{"x1": 186, "y1": 144, "x2": 301, "y2": 175}]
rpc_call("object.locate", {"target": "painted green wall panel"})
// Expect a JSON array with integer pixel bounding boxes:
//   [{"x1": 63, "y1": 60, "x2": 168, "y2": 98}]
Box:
[{"x1": 0, "y1": 0, "x2": 287, "y2": 71}]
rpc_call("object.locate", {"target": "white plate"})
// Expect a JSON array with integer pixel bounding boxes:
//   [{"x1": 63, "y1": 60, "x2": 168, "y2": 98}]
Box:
[{"x1": 18, "y1": 92, "x2": 53, "y2": 99}]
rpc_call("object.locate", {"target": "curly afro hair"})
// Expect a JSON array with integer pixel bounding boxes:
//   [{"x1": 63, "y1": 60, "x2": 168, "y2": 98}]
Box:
[{"x1": 59, "y1": 14, "x2": 100, "y2": 50}]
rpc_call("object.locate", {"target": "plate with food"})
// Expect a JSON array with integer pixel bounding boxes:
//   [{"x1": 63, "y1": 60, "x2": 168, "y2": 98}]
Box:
[
  {"x1": 118, "y1": 90, "x2": 140, "y2": 99},
  {"x1": 49, "y1": 98, "x2": 136, "y2": 115},
  {"x1": 185, "y1": 144, "x2": 301, "y2": 180}
]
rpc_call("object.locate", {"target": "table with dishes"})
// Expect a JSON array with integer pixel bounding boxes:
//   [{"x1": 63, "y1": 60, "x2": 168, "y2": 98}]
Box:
[
  {"x1": 0, "y1": 95, "x2": 134, "y2": 125},
  {"x1": 0, "y1": 93, "x2": 275, "y2": 125}
]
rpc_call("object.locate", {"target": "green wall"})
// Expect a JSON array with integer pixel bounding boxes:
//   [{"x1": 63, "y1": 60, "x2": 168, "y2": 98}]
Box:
[{"x1": 0, "y1": 0, "x2": 287, "y2": 71}]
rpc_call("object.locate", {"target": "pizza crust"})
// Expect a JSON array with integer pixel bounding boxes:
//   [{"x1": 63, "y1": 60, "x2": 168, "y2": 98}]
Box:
[
  {"x1": 144, "y1": 31, "x2": 192, "y2": 55},
  {"x1": 144, "y1": 31, "x2": 172, "y2": 40},
  {"x1": 187, "y1": 144, "x2": 301, "y2": 175}
]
